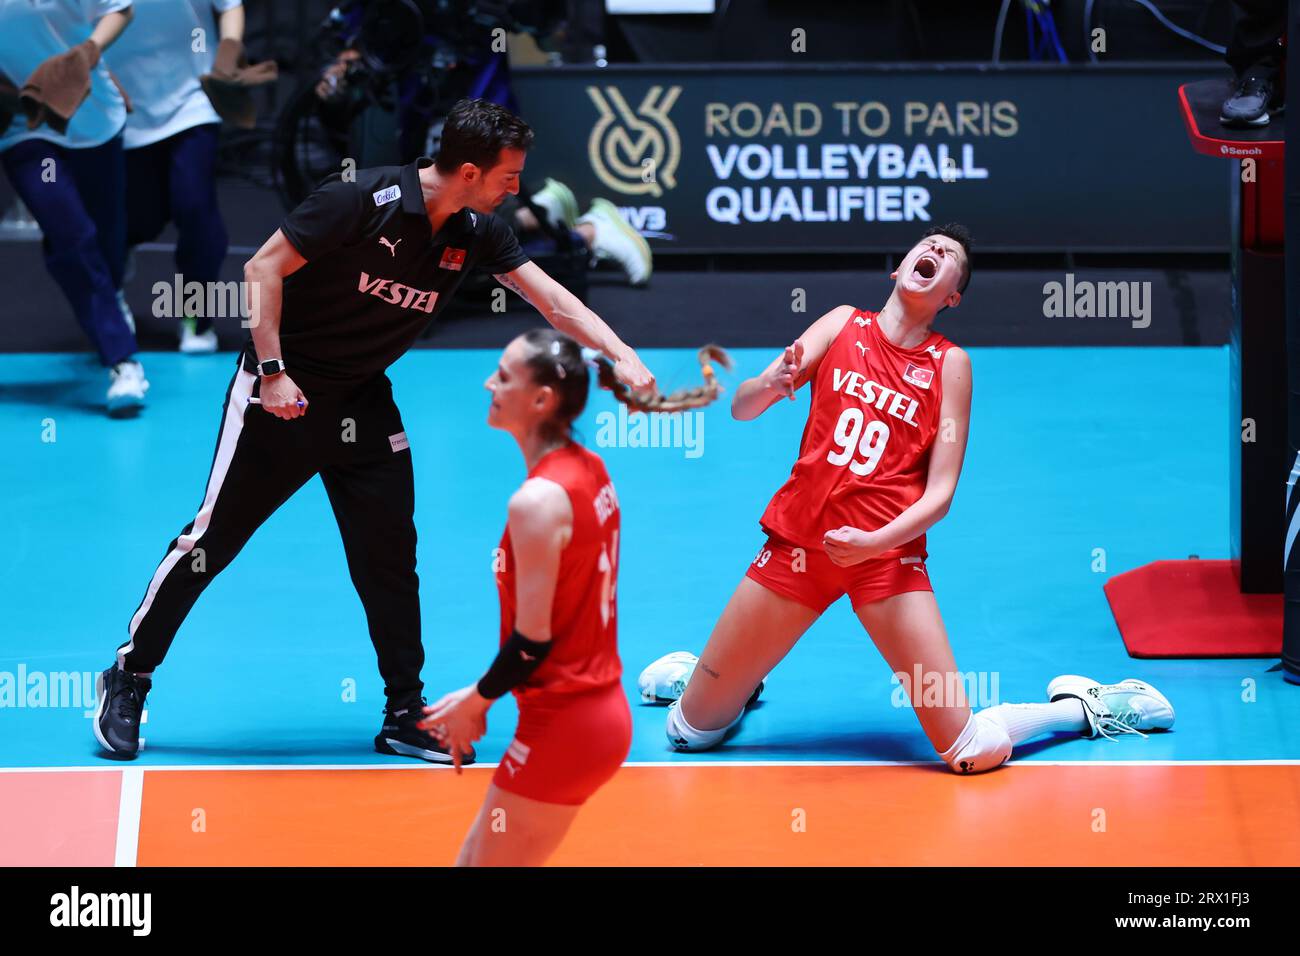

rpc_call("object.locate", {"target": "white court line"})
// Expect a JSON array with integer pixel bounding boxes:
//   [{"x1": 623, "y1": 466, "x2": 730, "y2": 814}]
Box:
[
  {"x1": 2, "y1": 758, "x2": 1300, "y2": 774},
  {"x1": 114, "y1": 767, "x2": 144, "y2": 868}
]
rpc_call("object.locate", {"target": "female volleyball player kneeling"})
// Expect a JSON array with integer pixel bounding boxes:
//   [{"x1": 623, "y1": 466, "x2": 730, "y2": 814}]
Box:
[
  {"x1": 640, "y1": 225, "x2": 1174, "y2": 773},
  {"x1": 419, "y1": 329, "x2": 632, "y2": 866}
]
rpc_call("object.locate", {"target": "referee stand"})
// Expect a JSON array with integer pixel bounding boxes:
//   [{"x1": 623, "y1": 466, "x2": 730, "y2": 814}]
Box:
[{"x1": 1102, "y1": 66, "x2": 1289, "y2": 668}]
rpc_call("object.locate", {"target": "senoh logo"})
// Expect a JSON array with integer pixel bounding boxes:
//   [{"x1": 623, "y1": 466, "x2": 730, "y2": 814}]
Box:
[
  {"x1": 1219, "y1": 144, "x2": 1262, "y2": 156},
  {"x1": 587, "y1": 85, "x2": 681, "y2": 198},
  {"x1": 357, "y1": 272, "x2": 439, "y2": 313}
]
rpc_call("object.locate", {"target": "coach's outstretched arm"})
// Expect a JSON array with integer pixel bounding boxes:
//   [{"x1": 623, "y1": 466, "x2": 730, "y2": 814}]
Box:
[
  {"x1": 495, "y1": 262, "x2": 655, "y2": 392},
  {"x1": 243, "y1": 230, "x2": 311, "y2": 420},
  {"x1": 732, "y1": 305, "x2": 857, "y2": 420}
]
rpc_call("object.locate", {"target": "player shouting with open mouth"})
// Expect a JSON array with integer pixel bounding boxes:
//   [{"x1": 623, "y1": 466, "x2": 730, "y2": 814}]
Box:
[{"x1": 641, "y1": 225, "x2": 1174, "y2": 772}]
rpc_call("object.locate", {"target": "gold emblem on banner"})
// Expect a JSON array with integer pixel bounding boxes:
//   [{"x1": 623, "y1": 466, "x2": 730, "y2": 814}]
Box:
[{"x1": 586, "y1": 85, "x2": 681, "y2": 198}]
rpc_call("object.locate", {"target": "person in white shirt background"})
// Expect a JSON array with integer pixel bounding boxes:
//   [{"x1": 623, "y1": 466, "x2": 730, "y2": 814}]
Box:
[
  {"x1": 105, "y1": 0, "x2": 248, "y2": 355},
  {"x1": 0, "y1": 0, "x2": 146, "y2": 416}
]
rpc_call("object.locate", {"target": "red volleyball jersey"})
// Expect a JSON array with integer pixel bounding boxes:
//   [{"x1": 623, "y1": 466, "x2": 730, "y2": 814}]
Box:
[
  {"x1": 760, "y1": 308, "x2": 954, "y2": 559},
  {"x1": 496, "y1": 443, "x2": 623, "y2": 697}
]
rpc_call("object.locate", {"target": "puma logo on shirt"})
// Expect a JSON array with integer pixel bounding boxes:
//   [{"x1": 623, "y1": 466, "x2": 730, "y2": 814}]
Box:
[{"x1": 379, "y1": 237, "x2": 402, "y2": 257}]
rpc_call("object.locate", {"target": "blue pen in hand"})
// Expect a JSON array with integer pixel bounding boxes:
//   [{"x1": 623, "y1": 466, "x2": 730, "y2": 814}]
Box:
[{"x1": 247, "y1": 397, "x2": 306, "y2": 408}]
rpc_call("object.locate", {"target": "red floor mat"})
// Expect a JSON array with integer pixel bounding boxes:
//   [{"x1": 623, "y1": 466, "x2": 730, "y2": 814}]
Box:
[{"x1": 1104, "y1": 560, "x2": 1282, "y2": 658}]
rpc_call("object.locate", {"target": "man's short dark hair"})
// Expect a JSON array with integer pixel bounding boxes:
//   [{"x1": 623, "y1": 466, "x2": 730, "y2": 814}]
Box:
[
  {"x1": 435, "y1": 98, "x2": 534, "y2": 174},
  {"x1": 921, "y1": 223, "x2": 972, "y2": 294}
]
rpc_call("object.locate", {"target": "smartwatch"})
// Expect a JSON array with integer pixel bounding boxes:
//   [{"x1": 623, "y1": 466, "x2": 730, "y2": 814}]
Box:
[{"x1": 258, "y1": 358, "x2": 285, "y2": 377}]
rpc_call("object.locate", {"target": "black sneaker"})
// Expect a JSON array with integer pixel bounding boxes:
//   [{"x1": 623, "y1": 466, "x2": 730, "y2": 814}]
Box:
[
  {"x1": 93, "y1": 665, "x2": 151, "y2": 757},
  {"x1": 374, "y1": 697, "x2": 476, "y2": 765},
  {"x1": 1221, "y1": 74, "x2": 1281, "y2": 127}
]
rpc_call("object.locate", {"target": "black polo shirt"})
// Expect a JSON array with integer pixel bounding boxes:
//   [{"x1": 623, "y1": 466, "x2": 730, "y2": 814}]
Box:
[{"x1": 243, "y1": 156, "x2": 530, "y2": 390}]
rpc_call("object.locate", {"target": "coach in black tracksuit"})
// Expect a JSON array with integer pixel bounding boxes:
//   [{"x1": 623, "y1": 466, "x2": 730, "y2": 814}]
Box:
[{"x1": 93, "y1": 98, "x2": 655, "y2": 762}]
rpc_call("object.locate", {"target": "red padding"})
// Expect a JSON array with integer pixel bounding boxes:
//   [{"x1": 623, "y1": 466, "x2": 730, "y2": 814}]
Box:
[{"x1": 1104, "y1": 560, "x2": 1282, "y2": 658}]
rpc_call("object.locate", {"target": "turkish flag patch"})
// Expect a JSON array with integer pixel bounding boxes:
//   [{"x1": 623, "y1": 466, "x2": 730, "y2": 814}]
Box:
[
  {"x1": 439, "y1": 247, "x2": 466, "y2": 271},
  {"x1": 902, "y1": 363, "x2": 934, "y2": 389}
]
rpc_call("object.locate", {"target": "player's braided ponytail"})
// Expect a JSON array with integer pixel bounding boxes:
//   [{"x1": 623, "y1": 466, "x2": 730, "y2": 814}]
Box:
[
  {"x1": 522, "y1": 330, "x2": 734, "y2": 444},
  {"x1": 588, "y1": 345, "x2": 733, "y2": 413}
]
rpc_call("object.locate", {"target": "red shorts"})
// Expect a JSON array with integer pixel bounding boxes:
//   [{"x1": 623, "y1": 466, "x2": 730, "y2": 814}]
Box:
[
  {"x1": 745, "y1": 534, "x2": 933, "y2": 613},
  {"x1": 493, "y1": 681, "x2": 632, "y2": 806}
]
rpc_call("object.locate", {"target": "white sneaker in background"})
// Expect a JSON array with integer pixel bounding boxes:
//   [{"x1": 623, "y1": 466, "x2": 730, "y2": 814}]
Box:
[
  {"x1": 578, "y1": 197, "x2": 653, "y2": 287},
  {"x1": 637, "y1": 651, "x2": 699, "y2": 703},
  {"x1": 107, "y1": 360, "x2": 149, "y2": 416},
  {"x1": 179, "y1": 316, "x2": 218, "y2": 354},
  {"x1": 531, "y1": 177, "x2": 580, "y2": 231}
]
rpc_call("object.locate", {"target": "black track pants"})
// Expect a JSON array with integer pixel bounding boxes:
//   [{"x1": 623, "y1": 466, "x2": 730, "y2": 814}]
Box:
[{"x1": 118, "y1": 357, "x2": 424, "y2": 703}]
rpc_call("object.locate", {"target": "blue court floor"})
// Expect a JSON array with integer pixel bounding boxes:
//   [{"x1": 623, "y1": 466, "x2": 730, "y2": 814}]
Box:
[{"x1": 0, "y1": 345, "x2": 1295, "y2": 771}]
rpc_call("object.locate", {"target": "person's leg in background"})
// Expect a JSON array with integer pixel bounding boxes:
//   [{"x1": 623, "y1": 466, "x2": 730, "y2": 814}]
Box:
[
  {"x1": 123, "y1": 133, "x2": 171, "y2": 331},
  {"x1": 63, "y1": 134, "x2": 139, "y2": 342},
  {"x1": 1222, "y1": 0, "x2": 1287, "y2": 126},
  {"x1": 167, "y1": 123, "x2": 227, "y2": 351},
  {"x1": 0, "y1": 136, "x2": 146, "y2": 415},
  {"x1": 518, "y1": 178, "x2": 653, "y2": 287}
]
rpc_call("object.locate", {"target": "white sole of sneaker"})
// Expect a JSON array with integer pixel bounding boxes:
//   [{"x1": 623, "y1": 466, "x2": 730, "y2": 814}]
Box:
[
  {"x1": 589, "y1": 201, "x2": 652, "y2": 285},
  {"x1": 376, "y1": 735, "x2": 458, "y2": 764}
]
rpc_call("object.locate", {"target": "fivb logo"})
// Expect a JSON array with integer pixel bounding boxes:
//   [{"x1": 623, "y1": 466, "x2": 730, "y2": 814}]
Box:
[
  {"x1": 587, "y1": 85, "x2": 682, "y2": 198},
  {"x1": 50, "y1": 887, "x2": 151, "y2": 936}
]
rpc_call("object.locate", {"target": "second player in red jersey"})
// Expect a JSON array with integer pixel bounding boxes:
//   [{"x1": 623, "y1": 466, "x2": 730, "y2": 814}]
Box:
[
  {"x1": 421, "y1": 329, "x2": 632, "y2": 866},
  {"x1": 495, "y1": 442, "x2": 623, "y2": 699}
]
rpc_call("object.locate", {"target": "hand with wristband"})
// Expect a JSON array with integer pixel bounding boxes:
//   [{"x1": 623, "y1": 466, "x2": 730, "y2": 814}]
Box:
[{"x1": 419, "y1": 629, "x2": 553, "y2": 772}]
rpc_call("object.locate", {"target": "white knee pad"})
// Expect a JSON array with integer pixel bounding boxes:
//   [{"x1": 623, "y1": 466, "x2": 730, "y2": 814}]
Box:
[
  {"x1": 665, "y1": 700, "x2": 742, "y2": 752},
  {"x1": 940, "y1": 712, "x2": 1012, "y2": 775}
]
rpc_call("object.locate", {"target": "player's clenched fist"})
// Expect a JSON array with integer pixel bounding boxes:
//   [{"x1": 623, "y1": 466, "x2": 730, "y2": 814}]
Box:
[{"x1": 768, "y1": 340, "x2": 804, "y2": 399}]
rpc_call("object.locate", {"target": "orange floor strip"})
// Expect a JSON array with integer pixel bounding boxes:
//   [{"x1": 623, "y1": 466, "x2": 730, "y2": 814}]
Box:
[
  {"x1": 134, "y1": 764, "x2": 1300, "y2": 867},
  {"x1": 1, "y1": 771, "x2": 122, "y2": 867}
]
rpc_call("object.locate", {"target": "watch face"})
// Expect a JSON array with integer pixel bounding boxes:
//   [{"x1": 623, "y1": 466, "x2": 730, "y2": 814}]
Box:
[{"x1": 261, "y1": 360, "x2": 282, "y2": 375}]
